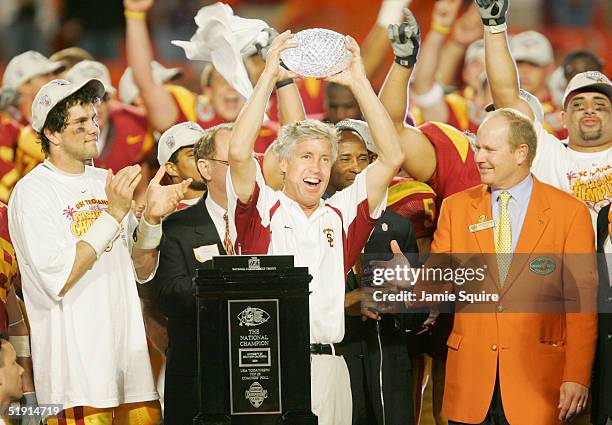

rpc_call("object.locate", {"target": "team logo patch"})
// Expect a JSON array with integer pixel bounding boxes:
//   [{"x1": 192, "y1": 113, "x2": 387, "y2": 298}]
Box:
[
  {"x1": 323, "y1": 228, "x2": 334, "y2": 247},
  {"x1": 237, "y1": 307, "x2": 270, "y2": 327},
  {"x1": 184, "y1": 121, "x2": 203, "y2": 131},
  {"x1": 584, "y1": 71, "x2": 610, "y2": 84},
  {"x1": 165, "y1": 135, "x2": 176, "y2": 150},
  {"x1": 529, "y1": 257, "x2": 556, "y2": 276},
  {"x1": 245, "y1": 381, "x2": 268, "y2": 408},
  {"x1": 39, "y1": 95, "x2": 51, "y2": 107}
]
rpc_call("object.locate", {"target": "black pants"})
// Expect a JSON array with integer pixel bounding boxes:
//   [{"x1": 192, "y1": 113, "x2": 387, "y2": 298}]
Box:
[{"x1": 449, "y1": 373, "x2": 509, "y2": 425}]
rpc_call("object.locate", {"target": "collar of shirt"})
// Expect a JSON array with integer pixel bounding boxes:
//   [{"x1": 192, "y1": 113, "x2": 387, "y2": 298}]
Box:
[
  {"x1": 205, "y1": 193, "x2": 226, "y2": 219},
  {"x1": 278, "y1": 191, "x2": 326, "y2": 222},
  {"x1": 491, "y1": 174, "x2": 534, "y2": 252},
  {"x1": 43, "y1": 159, "x2": 86, "y2": 177},
  {"x1": 491, "y1": 173, "x2": 533, "y2": 209},
  {"x1": 205, "y1": 193, "x2": 227, "y2": 241}
]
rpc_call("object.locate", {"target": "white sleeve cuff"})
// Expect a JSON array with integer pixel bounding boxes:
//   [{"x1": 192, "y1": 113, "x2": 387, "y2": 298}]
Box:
[
  {"x1": 134, "y1": 216, "x2": 162, "y2": 250},
  {"x1": 80, "y1": 211, "x2": 121, "y2": 258},
  {"x1": 411, "y1": 83, "x2": 444, "y2": 109}
]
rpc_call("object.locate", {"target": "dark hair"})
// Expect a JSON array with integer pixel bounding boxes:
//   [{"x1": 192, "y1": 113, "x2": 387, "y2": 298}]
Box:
[
  {"x1": 562, "y1": 50, "x2": 604, "y2": 80},
  {"x1": 167, "y1": 146, "x2": 194, "y2": 165},
  {"x1": 39, "y1": 84, "x2": 101, "y2": 156}
]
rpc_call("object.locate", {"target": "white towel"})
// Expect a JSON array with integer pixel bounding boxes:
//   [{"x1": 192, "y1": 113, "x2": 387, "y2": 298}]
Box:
[{"x1": 171, "y1": 2, "x2": 269, "y2": 104}]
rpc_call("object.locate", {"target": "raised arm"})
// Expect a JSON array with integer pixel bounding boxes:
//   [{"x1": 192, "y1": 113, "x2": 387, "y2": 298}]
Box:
[
  {"x1": 229, "y1": 32, "x2": 297, "y2": 202},
  {"x1": 379, "y1": 12, "x2": 438, "y2": 182},
  {"x1": 436, "y1": 4, "x2": 484, "y2": 87},
  {"x1": 256, "y1": 28, "x2": 306, "y2": 125},
  {"x1": 327, "y1": 37, "x2": 404, "y2": 214},
  {"x1": 361, "y1": 0, "x2": 411, "y2": 79},
  {"x1": 475, "y1": 0, "x2": 533, "y2": 120},
  {"x1": 124, "y1": 0, "x2": 179, "y2": 132},
  {"x1": 378, "y1": 8, "x2": 419, "y2": 130},
  {"x1": 411, "y1": 0, "x2": 462, "y2": 123}
]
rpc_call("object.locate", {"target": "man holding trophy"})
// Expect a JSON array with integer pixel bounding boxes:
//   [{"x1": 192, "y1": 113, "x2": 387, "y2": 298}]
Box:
[{"x1": 226, "y1": 30, "x2": 404, "y2": 425}]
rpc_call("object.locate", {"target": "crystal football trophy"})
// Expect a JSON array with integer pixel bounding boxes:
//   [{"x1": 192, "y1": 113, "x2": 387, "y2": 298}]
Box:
[{"x1": 280, "y1": 28, "x2": 351, "y2": 78}]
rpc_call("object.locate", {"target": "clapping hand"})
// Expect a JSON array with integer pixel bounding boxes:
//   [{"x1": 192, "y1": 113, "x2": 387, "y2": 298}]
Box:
[{"x1": 143, "y1": 167, "x2": 192, "y2": 224}]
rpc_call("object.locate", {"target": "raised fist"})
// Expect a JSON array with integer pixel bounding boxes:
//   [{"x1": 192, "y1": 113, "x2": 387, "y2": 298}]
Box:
[
  {"x1": 474, "y1": 0, "x2": 508, "y2": 27},
  {"x1": 387, "y1": 8, "x2": 420, "y2": 68}
]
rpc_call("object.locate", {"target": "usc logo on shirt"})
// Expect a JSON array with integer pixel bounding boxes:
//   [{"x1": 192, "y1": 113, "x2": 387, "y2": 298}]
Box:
[{"x1": 323, "y1": 228, "x2": 335, "y2": 247}]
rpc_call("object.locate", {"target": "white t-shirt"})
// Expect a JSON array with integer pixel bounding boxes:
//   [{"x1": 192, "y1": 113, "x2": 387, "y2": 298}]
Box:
[
  {"x1": 531, "y1": 121, "x2": 611, "y2": 230},
  {"x1": 227, "y1": 160, "x2": 386, "y2": 344},
  {"x1": 8, "y1": 162, "x2": 157, "y2": 410}
]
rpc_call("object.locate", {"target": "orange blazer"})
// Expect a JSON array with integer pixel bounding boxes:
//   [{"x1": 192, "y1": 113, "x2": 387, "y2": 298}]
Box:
[{"x1": 428, "y1": 176, "x2": 598, "y2": 425}]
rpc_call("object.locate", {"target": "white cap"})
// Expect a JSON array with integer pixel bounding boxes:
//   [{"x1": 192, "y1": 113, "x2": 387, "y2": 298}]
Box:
[
  {"x1": 465, "y1": 39, "x2": 485, "y2": 65},
  {"x1": 336, "y1": 119, "x2": 376, "y2": 153},
  {"x1": 119, "y1": 61, "x2": 183, "y2": 105},
  {"x1": 2, "y1": 51, "x2": 64, "y2": 90},
  {"x1": 31, "y1": 79, "x2": 105, "y2": 132},
  {"x1": 66, "y1": 60, "x2": 116, "y2": 96},
  {"x1": 562, "y1": 71, "x2": 612, "y2": 108},
  {"x1": 510, "y1": 31, "x2": 554, "y2": 67},
  {"x1": 158, "y1": 121, "x2": 206, "y2": 166}
]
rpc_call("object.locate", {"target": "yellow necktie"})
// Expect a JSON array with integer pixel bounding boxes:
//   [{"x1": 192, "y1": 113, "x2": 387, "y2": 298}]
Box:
[{"x1": 495, "y1": 192, "x2": 512, "y2": 285}]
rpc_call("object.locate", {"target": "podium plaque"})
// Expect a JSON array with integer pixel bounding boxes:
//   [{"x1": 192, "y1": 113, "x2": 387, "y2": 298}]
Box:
[
  {"x1": 193, "y1": 255, "x2": 318, "y2": 425},
  {"x1": 229, "y1": 299, "x2": 281, "y2": 414}
]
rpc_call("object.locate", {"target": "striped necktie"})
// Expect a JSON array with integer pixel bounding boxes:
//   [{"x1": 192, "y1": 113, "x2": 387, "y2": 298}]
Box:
[
  {"x1": 223, "y1": 212, "x2": 235, "y2": 255},
  {"x1": 495, "y1": 192, "x2": 512, "y2": 285}
]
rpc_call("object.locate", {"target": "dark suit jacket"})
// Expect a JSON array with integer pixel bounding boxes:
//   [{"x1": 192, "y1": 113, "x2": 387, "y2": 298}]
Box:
[
  {"x1": 341, "y1": 208, "x2": 421, "y2": 425},
  {"x1": 148, "y1": 195, "x2": 225, "y2": 425},
  {"x1": 593, "y1": 203, "x2": 612, "y2": 424}
]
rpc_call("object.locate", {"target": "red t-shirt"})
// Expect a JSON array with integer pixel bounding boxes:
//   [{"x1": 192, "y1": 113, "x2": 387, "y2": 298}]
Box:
[
  {"x1": 419, "y1": 122, "x2": 481, "y2": 221},
  {"x1": 0, "y1": 203, "x2": 18, "y2": 332},
  {"x1": 0, "y1": 114, "x2": 21, "y2": 202},
  {"x1": 95, "y1": 102, "x2": 155, "y2": 171},
  {"x1": 387, "y1": 178, "x2": 437, "y2": 240}
]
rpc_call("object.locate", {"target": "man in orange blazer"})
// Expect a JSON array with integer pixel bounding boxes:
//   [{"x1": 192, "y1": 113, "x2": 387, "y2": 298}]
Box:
[{"x1": 419, "y1": 108, "x2": 598, "y2": 425}]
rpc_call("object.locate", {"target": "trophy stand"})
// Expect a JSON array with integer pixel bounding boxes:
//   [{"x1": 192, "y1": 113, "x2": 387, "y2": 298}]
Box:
[{"x1": 193, "y1": 255, "x2": 318, "y2": 425}]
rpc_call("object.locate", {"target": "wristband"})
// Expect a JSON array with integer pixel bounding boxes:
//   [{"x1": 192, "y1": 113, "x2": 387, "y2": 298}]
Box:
[
  {"x1": 80, "y1": 210, "x2": 121, "y2": 258},
  {"x1": 275, "y1": 79, "x2": 294, "y2": 90},
  {"x1": 394, "y1": 55, "x2": 417, "y2": 68},
  {"x1": 9, "y1": 335, "x2": 30, "y2": 357},
  {"x1": 431, "y1": 23, "x2": 451, "y2": 35},
  {"x1": 124, "y1": 10, "x2": 146, "y2": 20},
  {"x1": 134, "y1": 216, "x2": 162, "y2": 250},
  {"x1": 411, "y1": 83, "x2": 444, "y2": 108},
  {"x1": 484, "y1": 23, "x2": 507, "y2": 34}
]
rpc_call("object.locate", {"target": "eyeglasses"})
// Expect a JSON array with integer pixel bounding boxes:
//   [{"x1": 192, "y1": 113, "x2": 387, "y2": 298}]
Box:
[
  {"x1": 206, "y1": 158, "x2": 230, "y2": 166},
  {"x1": 203, "y1": 155, "x2": 259, "y2": 166}
]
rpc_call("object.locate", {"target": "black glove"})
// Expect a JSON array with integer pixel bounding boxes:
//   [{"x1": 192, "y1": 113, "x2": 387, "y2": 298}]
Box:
[
  {"x1": 387, "y1": 8, "x2": 420, "y2": 68},
  {"x1": 474, "y1": 0, "x2": 509, "y2": 31}
]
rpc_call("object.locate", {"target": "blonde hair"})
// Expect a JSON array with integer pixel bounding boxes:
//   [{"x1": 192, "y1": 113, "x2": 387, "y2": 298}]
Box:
[
  {"x1": 273, "y1": 119, "x2": 339, "y2": 162},
  {"x1": 490, "y1": 108, "x2": 537, "y2": 165}
]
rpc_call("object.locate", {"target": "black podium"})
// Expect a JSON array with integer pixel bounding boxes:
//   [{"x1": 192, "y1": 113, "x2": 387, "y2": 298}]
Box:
[{"x1": 193, "y1": 255, "x2": 318, "y2": 425}]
